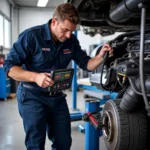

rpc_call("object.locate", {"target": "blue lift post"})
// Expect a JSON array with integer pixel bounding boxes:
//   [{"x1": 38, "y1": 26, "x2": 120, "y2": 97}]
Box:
[
  {"x1": 85, "y1": 100, "x2": 100, "y2": 150},
  {"x1": 70, "y1": 30, "x2": 83, "y2": 121},
  {"x1": 72, "y1": 59, "x2": 77, "y2": 110},
  {"x1": 72, "y1": 30, "x2": 77, "y2": 110}
]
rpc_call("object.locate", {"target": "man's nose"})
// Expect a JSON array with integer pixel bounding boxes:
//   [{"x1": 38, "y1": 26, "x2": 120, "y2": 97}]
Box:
[{"x1": 66, "y1": 32, "x2": 71, "y2": 39}]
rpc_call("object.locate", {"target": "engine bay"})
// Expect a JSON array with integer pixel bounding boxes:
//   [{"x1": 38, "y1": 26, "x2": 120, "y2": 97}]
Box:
[{"x1": 91, "y1": 30, "x2": 150, "y2": 92}]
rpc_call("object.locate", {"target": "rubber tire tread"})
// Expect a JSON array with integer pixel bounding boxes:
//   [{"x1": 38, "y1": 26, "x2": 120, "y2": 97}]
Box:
[
  {"x1": 107, "y1": 100, "x2": 148, "y2": 150},
  {"x1": 120, "y1": 86, "x2": 143, "y2": 112}
]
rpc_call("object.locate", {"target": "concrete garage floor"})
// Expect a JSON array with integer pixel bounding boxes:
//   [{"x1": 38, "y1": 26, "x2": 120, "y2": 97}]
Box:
[{"x1": 0, "y1": 90, "x2": 107, "y2": 150}]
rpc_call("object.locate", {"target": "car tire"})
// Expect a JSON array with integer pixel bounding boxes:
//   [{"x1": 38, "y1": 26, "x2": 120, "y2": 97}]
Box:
[
  {"x1": 120, "y1": 86, "x2": 144, "y2": 112},
  {"x1": 102, "y1": 99, "x2": 148, "y2": 150}
]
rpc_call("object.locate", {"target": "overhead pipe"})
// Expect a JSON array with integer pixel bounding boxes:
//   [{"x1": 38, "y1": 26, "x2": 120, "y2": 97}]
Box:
[{"x1": 110, "y1": 0, "x2": 148, "y2": 22}]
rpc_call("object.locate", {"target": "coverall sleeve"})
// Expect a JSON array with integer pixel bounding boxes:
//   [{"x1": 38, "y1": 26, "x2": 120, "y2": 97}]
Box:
[
  {"x1": 72, "y1": 36, "x2": 91, "y2": 71},
  {"x1": 4, "y1": 32, "x2": 33, "y2": 77}
]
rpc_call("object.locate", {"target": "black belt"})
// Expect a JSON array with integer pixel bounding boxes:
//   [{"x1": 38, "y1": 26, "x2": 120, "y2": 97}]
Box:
[{"x1": 21, "y1": 83, "x2": 63, "y2": 96}]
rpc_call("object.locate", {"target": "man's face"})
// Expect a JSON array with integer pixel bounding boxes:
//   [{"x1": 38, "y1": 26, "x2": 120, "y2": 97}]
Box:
[{"x1": 51, "y1": 18, "x2": 77, "y2": 42}]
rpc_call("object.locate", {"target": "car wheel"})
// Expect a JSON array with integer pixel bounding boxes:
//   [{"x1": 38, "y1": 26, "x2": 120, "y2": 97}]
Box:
[{"x1": 102, "y1": 99, "x2": 148, "y2": 150}]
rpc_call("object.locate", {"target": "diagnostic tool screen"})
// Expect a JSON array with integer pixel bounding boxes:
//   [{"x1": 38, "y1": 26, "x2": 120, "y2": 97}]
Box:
[
  {"x1": 54, "y1": 71, "x2": 71, "y2": 82},
  {"x1": 49, "y1": 68, "x2": 74, "y2": 93}
]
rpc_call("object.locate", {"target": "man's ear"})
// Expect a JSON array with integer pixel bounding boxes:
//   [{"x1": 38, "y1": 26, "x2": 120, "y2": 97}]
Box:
[{"x1": 51, "y1": 17, "x2": 57, "y2": 26}]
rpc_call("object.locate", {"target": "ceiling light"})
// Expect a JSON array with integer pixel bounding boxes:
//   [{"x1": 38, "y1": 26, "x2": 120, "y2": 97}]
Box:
[{"x1": 37, "y1": 0, "x2": 49, "y2": 7}]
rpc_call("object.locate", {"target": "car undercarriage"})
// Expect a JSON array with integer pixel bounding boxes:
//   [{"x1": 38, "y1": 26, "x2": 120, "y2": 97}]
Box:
[{"x1": 68, "y1": 0, "x2": 150, "y2": 36}]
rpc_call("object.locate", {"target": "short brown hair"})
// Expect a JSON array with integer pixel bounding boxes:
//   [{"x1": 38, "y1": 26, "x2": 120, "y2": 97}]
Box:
[{"x1": 53, "y1": 3, "x2": 80, "y2": 24}]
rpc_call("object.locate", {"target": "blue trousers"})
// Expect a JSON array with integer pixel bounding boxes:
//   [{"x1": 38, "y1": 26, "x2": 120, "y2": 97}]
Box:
[{"x1": 16, "y1": 85, "x2": 72, "y2": 150}]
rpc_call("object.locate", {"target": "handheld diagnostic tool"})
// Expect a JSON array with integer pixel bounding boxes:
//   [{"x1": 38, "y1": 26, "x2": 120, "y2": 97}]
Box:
[{"x1": 48, "y1": 68, "x2": 74, "y2": 94}]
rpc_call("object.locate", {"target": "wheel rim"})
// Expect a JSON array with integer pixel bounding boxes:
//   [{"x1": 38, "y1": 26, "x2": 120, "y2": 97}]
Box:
[
  {"x1": 102, "y1": 110, "x2": 114, "y2": 141},
  {"x1": 102, "y1": 101, "x2": 119, "y2": 150}
]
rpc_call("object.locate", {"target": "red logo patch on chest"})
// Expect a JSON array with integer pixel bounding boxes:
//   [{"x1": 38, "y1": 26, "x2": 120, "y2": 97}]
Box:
[
  {"x1": 63, "y1": 49, "x2": 71, "y2": 54},
  {"x1": 42, "y1": 48, "x2": 51, "y2": 51}
]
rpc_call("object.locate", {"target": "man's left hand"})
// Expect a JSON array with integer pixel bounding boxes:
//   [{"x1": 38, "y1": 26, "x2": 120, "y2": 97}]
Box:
[{"x1": 97, "y1": 43, "x2": 113, "y2": 58}]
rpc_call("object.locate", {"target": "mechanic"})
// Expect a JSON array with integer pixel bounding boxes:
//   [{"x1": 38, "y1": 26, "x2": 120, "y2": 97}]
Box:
[{"x1": 4, "y1": 2, "x2": 113, "y2": 150}]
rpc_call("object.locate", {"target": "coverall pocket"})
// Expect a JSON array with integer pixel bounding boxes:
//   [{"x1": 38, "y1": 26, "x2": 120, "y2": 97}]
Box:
[
  {"x1": 42, "y1": 50, "x2": 52, "y2": 61},
  {"x1": 16, "y1": 86, "x2": 26, "y2": 104},
  {"x1": 63, "y1": 53, "x2": 72, "y2": 61}
]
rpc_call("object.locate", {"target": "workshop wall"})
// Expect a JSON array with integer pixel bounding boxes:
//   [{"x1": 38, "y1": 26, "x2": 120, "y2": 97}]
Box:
[
  {"x1": 77, "y1": 31, "x2": 102, "y2": 55},
  {"x1": 0, "y1": 0, "x2": 11, "y2": 55},
  {"x1": 0, "y1": 0, "x2": 10, "y2": 19},
  {"x1": 12, "y1": 8, "x2": 19, "y2": 44},
  {"x1": 19, "y1": 7, "x2": 54, "y2": 33}
]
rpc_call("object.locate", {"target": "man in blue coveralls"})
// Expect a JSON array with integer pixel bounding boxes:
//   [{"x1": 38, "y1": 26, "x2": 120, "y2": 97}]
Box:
[{"x1": 4, "y1": 3, "x2": 113, "y2": 150}]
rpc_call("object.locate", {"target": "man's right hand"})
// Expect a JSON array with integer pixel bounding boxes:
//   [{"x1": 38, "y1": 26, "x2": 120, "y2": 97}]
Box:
[{"x1": 34, "y1": 73, "x2": 54, "y2": 88}]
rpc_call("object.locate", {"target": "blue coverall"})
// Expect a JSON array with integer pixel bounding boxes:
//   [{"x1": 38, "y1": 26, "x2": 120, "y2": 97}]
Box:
[{"x1": 4, "y1": 20, "x2": 91, "y2": 150}]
